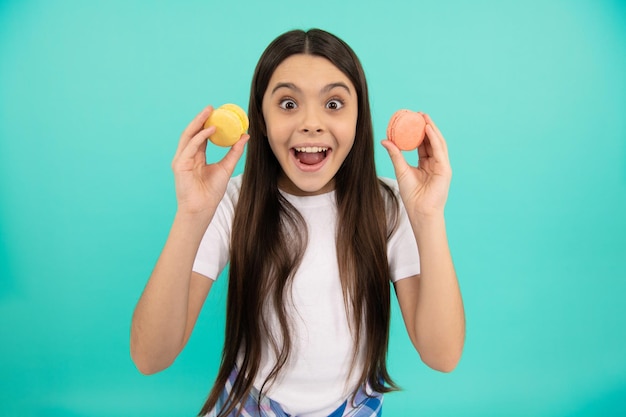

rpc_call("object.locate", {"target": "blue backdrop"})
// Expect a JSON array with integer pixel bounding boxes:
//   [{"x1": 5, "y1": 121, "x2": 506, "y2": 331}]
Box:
[{"x1": 1, "y1": 1, "x2": 625, "y2": 416}]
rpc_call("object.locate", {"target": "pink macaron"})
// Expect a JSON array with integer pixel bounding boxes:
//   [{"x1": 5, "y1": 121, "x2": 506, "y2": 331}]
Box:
[{"x1": 387, "y1": 110, "x2": 426, "y2": 151}]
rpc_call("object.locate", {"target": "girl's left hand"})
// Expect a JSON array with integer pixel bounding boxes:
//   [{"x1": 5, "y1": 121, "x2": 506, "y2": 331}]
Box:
[{"x1": 381, "y1": 113, "x2": 452, "y2": 219}]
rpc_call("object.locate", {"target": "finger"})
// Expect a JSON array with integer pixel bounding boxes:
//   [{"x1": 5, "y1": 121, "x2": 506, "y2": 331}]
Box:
[
  {"x1": 425, "y1": 124, "x2": 450, "y2": 167},
  {"x1": 178, "y1": 125, "x2": 216, "y2": 162},
  {"x1": 197, "y1": 133, "x2": 208, "y2": 158},
  {"x1": 218, "y1": 134, "x2": 250, "y2": 173},
  {"x1": 418, "y1": 125, "x2": 451, "y2": 173},
  {"x1": 422, "y1": 113, "x2": 443, "y2": 139},
  {"x1": 175, "y1": 105, "x2": 214, "y2": 157},
  {"x1": 381, "y1": 139, "x2": 411, "y2": 178},
  {"x1": 417, "y1": 138, "x2": 429, "y2": 162},
  {"x1": 422, "y1": 113, "x2": 448, "y2": 157},
  {"x1": 416, "y1": 112, "x2": 434, "y2": 163}
]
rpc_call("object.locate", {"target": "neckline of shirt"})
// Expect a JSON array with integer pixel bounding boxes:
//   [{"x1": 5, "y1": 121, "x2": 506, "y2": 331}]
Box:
[{"x1": 279, "y1": 188, "x2": 336, "y2": 208}]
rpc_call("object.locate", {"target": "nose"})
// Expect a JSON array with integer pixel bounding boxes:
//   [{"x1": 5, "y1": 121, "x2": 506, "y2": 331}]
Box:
[{"x1": 300, "y1": 107, "x2": 324, "y2": 134}]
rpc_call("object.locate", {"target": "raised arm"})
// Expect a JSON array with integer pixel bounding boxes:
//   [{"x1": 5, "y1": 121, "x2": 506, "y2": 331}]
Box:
[
  {"x1": 130, "y1": 106, "x2": 248, "y2": 374},
  {"x1": 382, "y1": 113, "x2": 465, "y2": 372}
]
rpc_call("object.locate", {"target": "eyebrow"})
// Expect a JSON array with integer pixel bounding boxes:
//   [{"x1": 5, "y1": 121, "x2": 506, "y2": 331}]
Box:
[{"x1": 271, "y1": 82, "x2": 352, "y2": 96}]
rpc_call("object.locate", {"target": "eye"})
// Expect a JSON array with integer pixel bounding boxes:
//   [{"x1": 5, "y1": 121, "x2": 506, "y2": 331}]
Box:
[
  {"x1": 279, "y1": 98, "x2": 297, "y2": 110},
  {"x1": 326, "y1": 99, "x2": 344, "y2": 110}
]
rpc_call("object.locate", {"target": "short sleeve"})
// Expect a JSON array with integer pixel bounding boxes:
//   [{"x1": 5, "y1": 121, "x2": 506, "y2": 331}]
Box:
[
  {"x1": 381, "y1": 178, "x2": 421, "y2": 282},
  {"x1": 191, "y1": 175, "x2": 241, "y2": 280}
]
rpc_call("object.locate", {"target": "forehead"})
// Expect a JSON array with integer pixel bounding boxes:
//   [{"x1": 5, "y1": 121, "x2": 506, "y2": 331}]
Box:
[{"x1": 267, "y1": 54, "x2": 355, "y2": 92}]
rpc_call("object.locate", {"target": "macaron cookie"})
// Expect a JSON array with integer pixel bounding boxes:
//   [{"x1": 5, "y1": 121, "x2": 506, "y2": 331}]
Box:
[
  {"x1": 386, "y1": 110, "x2": 426, "y2": 151},
  {"x1": 203, "y1": 104, "x2": 249, "y2": 147}
]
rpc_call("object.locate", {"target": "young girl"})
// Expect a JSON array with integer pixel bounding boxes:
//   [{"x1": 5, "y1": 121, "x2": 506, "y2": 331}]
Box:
[{"x1": 131, "y1": 29, "x2": 465, "y2": 417}]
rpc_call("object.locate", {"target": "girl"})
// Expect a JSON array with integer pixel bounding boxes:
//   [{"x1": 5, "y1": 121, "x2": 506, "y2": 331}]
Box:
[{"x1": 131, "y1": 29, "x2": 465, "y2": 417}]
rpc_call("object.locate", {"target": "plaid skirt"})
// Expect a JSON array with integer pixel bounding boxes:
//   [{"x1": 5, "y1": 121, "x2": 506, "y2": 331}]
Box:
[{"x1": 204, "y1": 367, "x2": 383, "y2": 417}]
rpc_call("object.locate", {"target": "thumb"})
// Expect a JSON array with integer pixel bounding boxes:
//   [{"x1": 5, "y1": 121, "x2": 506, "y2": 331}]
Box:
[{"x1": 381, "y1": 139, "x2": 411, "y2": 178}]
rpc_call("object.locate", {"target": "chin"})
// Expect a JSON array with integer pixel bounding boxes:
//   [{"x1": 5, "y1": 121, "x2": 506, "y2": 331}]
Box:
[{"x1": 281, "y1": 173, "x2": 335, "y2": 196}]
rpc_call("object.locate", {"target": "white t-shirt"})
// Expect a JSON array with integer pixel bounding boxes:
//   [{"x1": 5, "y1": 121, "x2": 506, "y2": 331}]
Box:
[{"x1": 193, "y1": 175, "x2": 420, "y2": 416}]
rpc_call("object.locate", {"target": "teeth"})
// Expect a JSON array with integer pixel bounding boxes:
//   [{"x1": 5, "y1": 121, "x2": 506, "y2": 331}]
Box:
[{"x1": 295, "y1": 146, "x2": 328, "y2": 153}]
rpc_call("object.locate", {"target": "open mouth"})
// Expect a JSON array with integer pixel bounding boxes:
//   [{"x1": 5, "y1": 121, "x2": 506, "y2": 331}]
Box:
[{"x1": 293, "y1": 146, "x2": 330, "y2": 167}]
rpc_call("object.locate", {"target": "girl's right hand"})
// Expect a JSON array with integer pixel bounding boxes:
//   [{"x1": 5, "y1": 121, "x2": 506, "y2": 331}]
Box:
[{"x1": 171, "y1": 105, "x2": 249, "y2": 216}]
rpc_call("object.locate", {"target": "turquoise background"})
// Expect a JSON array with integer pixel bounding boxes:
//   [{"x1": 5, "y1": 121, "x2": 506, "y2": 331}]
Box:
[{"x1": 1, "y1": 0, "x2": 625, "y2": 416}]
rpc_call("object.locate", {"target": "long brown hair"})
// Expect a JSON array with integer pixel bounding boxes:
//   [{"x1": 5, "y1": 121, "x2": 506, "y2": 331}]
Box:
[{"x1": 199, "y1": 28, "x2": 399, "y2": 417}]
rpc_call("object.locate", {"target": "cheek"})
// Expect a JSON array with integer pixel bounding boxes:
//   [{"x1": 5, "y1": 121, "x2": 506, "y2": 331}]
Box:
[
  {"x1": 265, "y1": 117, "x2": 294, "y2": 154},
  {"x1": 339, "y1": 107, "x2": 358, "y2": 138},
  {"x1": 334, "y1": 117, "x2": 357, "y2": 143},
  {"x1": 266, "y1": 113, "x2": 302, "y2": 144},
  {"x1": 266, "y1": 120, "x2": 289, "y2": 143}
]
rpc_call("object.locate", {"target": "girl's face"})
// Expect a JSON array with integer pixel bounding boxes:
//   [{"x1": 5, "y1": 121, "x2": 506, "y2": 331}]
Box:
[{"x1": 262, "y1": 54, "x2": 358, "y2": 196}]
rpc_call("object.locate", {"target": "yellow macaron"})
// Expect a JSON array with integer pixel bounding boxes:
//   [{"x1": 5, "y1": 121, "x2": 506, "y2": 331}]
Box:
[{"x1": 203, "y1": 104, "x2": 249, "y2": 147}]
